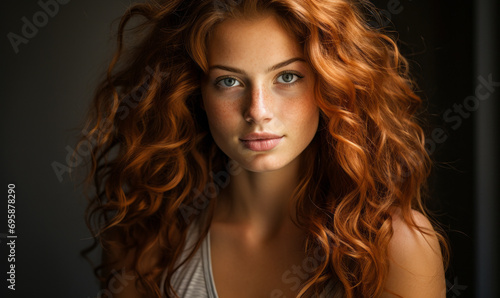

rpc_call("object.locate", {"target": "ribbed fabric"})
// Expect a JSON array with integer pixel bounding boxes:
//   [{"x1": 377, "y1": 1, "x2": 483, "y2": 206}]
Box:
[
  {"x1": 160, "y1": 223, "x2": 341, "y2": 298},
  {"x1": 160, "y1": 224, "x2": 218, "y2": 298}
]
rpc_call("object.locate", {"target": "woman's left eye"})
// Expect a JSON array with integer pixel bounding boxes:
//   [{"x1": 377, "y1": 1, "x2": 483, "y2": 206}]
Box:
[
  {"x1": 216, "y1": 77, "x2": 241, "y2": 88},
  {"x1": 276, "y1": 72, "x2": 302, "y2": 84}
]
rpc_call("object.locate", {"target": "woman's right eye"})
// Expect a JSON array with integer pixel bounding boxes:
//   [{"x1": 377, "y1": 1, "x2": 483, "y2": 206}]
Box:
[{"x1": 216, "y1": 77, "x2": 241, "y2": 88}]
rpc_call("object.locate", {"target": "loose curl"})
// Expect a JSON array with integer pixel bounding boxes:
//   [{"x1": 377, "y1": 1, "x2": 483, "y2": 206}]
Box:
[{"x1": 79, "y1": 0, "x2": 449, "y2": 297}]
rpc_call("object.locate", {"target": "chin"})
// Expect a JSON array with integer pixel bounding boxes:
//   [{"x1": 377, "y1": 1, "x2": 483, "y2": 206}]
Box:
[{"x1": 233, "y1": 153, "x2": 297, "y2": 173}]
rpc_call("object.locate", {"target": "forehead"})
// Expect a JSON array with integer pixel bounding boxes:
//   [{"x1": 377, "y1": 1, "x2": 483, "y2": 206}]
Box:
[{"x1": 205, "y1": 13, "x2": 303, "y2": 67}]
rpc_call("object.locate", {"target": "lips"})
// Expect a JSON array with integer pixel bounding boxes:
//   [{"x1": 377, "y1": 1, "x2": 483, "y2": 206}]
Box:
[{"x1": 240, "y1": 132, "x2": 283, "y2": 151}]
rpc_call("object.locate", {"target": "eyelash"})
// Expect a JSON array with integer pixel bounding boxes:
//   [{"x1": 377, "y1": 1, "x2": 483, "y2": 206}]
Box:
[{"x1": 215, "y1": 71, "x2": 304, "y2": 89}]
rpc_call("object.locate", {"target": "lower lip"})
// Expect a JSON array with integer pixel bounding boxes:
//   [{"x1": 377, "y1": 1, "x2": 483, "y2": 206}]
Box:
[{"x1": 241, "y1": 137, "x2": 283, "y2": 151}]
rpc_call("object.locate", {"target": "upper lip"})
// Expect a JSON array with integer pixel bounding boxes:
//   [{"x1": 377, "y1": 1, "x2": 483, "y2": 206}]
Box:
[{"x1": 240, "y1": 132, "x2": 283, "y2": 141}]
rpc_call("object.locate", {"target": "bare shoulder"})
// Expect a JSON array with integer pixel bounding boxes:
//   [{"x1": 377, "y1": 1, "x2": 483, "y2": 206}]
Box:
[{"x1": 380, "y1": 207, "x2": 446, "y2": 298}]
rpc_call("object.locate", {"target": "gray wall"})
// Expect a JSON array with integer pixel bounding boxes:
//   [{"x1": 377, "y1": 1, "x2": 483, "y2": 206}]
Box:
[{"x1": 1, "y1": 1, "x2": 131, "y2": 297}]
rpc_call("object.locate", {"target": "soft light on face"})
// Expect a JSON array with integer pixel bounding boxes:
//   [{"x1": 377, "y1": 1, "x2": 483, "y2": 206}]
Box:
[{"x1": 201, "y1": 12, "x2": 319, "y2": 172}]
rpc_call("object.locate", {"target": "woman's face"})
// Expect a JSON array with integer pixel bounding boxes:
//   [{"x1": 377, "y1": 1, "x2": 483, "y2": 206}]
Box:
[{"x1": 201, "y1": 13, "x2": 319, "y2": 172}]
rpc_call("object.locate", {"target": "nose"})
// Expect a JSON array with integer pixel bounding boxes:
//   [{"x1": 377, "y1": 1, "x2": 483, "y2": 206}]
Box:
[{"x1": 243, "y1": 85, "x2": 274, "y2": 124}]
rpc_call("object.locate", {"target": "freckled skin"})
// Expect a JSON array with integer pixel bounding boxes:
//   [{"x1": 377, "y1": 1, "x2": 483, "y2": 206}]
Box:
[
  {"x1": 199, "y1": 15, "x2": 320, "y2": 297},
  {"x1": 201, "y1": 13, "x2": 319, "y2": 172}
]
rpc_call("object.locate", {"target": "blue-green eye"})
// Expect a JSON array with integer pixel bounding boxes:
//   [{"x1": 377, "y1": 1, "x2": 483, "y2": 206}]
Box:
[
  {"x1": 276, "y1": 72, "x2": 302, "y2": 84},
  {"x1": 216, "y1": 77, "x2": 241, "y2": 88}
]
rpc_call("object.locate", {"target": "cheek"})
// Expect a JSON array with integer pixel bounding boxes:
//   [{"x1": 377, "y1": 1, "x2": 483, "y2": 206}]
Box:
[
  {"x1": 285, "y1": 79, "x2": 319, "y2": 125},
  {"x1": 293, "y1": 106, "x2": 319, "y2": 147},
  {"x1": 297, "y1": 106, "x2": 319, "y2": 139},
  {"x1": 285, "y1": 94, "x2": 319, "y2": 131},
  {"x1": 203, "y1": 98, "x2": 239, "y2": 136}
]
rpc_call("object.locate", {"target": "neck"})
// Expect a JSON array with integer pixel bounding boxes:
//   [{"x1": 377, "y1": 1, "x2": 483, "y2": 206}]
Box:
[{"x1": 214, "y1": 155, "x2": 303, "y2": 241}]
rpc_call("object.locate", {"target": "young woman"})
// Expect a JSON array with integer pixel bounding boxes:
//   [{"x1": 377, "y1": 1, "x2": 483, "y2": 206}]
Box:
[{"x1": 81, "y1": 0, "x2": 449, "y2": 297}]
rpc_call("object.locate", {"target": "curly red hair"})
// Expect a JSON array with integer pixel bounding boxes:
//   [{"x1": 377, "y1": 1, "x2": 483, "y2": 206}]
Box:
[{"x1": 80, "y1": 0, "x2": 449, "y2": 297}]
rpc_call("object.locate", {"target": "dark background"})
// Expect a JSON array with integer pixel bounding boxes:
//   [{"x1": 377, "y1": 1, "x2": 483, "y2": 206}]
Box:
[{"x1": 0, "y1": 0, "x2": 498, "y2": 297}]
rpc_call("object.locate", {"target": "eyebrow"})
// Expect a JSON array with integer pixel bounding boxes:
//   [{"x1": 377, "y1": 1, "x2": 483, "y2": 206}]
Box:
[{"x1": 208, "y1": 57, "x2": 306, "y2": 75}]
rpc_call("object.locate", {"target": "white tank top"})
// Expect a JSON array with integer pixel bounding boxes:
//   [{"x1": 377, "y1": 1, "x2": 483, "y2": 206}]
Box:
[
  {"x1": 160, "y1": 223, "x2": 218, "y2": 297},
  {"x1": 159, "y1": 223, "x2": 341, "y2": 297}
]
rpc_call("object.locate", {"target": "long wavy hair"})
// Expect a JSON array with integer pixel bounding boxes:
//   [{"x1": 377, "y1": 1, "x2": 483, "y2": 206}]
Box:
[{"x1": 80, "y1": 0, "x2": 449, "y2": 297}]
